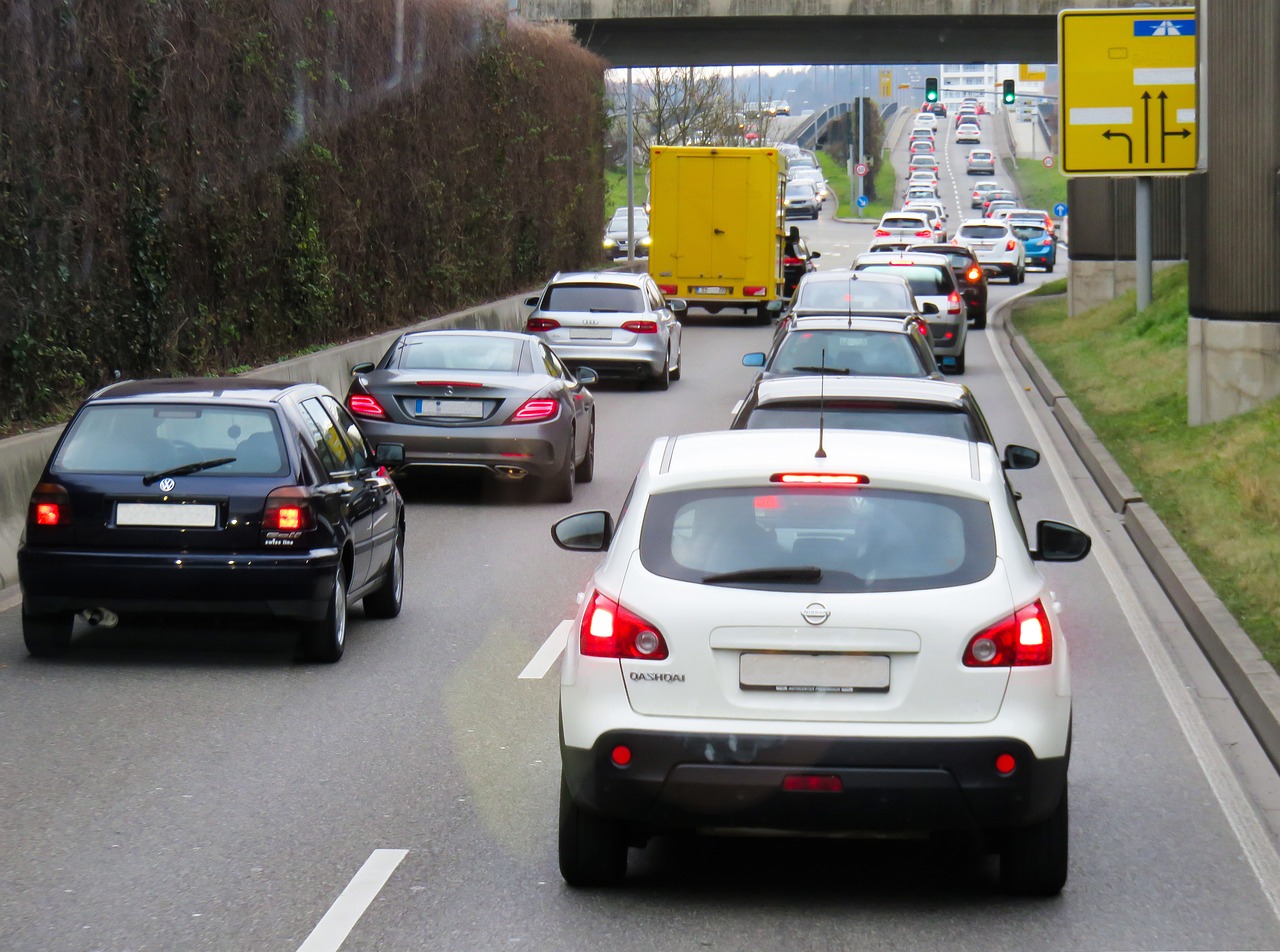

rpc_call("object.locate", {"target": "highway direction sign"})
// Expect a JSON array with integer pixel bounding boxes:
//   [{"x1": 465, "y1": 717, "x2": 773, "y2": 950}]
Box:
[{"x1": 1059, "y1": 7, "x2": 1198, "y2": 175}]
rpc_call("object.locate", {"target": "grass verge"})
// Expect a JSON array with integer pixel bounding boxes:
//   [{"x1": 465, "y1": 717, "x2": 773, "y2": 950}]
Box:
[
  {"x1": 604, "y1": 166, "x2": 646, "y2": 219},
  {"x1": 819, "y1": 151, "x2": 895, "y2": 220},
  {"x1": 1008, "y1": 157, "x2": 1068, "y2": 214},
  {"x1": 1009, "y1": 264, "x2": 1280, "y2": 670}
]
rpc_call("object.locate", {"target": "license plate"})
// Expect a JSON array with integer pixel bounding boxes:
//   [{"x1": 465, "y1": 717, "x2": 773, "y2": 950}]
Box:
[
  {"x1": 416, "y1": 399, "x2": 485, "y2": 418},
  {"x1": 117, "y1": 502, "x2": 217, "y2": 528},
  {"x1": 740, "y1": 652, "x2": 890, "y2": 692},
  {"x1": 973, "y1": 243, "x2": 994, "y2": 251},
  {"x1": 569, "y1": 328, "x2": 613, "y2": 340},
  {"x1": 694, "y1": 286, "x2": 731, "y2": 295}
]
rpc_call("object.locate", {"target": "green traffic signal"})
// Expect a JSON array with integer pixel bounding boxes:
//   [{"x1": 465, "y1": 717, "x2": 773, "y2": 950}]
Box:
[
  {"x1": 925, "y1": 77, "x2": 939, "y2": 103},
  {"x1": 1002, "y1": 79, "x2": 1016, "y2": 105}
]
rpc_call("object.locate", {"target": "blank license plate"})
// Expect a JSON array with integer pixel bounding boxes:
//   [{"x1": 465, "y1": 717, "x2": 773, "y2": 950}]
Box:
[
  {"x1": 117, "y1": 502, "x2": 217, "y2": 528},
  {"x1": 416, "y1": 399, "x2": 485, "y2": 418},
  {"x1": 740, "y1": 653, "x2": 890, "y2": 692},
  {"x1": 694, "y1": 286, "x2": 731, "y2": 295},
  {"x1": 569, "y1": 328, "x2": 613, "y2": 339}
]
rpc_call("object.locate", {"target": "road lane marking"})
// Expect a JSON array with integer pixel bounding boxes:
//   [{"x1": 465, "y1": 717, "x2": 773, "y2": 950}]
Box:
[
  {"x1": 991, "y1": 316, "x2": 1280, "y2": 924},
  {"x1": 296, "y1": 849, "x2": 408, "y2": 952},
  {"x1": 519, "y1": 619, "x2": 571, "y2": 680}
]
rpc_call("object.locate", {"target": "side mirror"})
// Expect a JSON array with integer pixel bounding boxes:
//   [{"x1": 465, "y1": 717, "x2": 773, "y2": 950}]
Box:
[
  {"x1": 810, "y1": 251, "x2": 821, "y2": 260},
  {"x1": 524, "y1": 295, "x2": 540, "y2": 307},
  {"x1": 552, "y1": 510, "x2": 614, "y2": 552},
  {"x1": 1032, "y1": 520, "x2": 1092, "y2": 562},
  {"x1": 921, "y1": 302, "x2": 940, "y2": 315},
  {"x1": 375, "y1": 443, "x2": 405, "y2": 467},
  {"x1": 351, "y1": 362, "x2": 374, "y2": 376},
  {"x1": 575, "y1": 366, "x2": 599, "y2": 386},
  {"x1": 767, "y1": 300, "x2": 783, "y2": 313},
  {"x1": 788, "y1": 225, "x2": 800, "y2": 240},
  {"x1": 1003, "y1": 444, "x2": 1041, "y2": 470},
  {"x1": 742, "y1": 352, "x2": 766, "y2": 367},
  {"x1": 668, "y1": 298, "x2": 688, "y2": 314}
]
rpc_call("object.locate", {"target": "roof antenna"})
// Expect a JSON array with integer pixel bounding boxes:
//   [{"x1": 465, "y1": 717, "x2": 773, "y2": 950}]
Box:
[
  {"x1": 846, "y1": 274, "x2": 858, "y2": 328},
  {"x1": 815, "y1": 347, "x2": 827, "y2": 459}
]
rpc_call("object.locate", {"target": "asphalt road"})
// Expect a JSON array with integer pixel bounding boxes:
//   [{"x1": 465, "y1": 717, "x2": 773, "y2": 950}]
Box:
[{"x1": 3, "y1": 120, "x2": 1280, "y2": 952}]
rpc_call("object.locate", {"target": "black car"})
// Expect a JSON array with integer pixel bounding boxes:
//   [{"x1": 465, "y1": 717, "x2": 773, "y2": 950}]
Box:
[
  {"x1": 782, "y1": 227, "x2": 820, "y2": 299},
  {"x1": 908, "y1": 242, "x2": 990, "y2": 329},
  {"x1": 18, "y1": 378, "x2": 405, "y2": 662}
]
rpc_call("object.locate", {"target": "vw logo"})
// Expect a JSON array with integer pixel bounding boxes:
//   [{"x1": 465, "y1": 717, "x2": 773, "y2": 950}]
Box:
[
  {"x1": 158, "y1": 477, "x2": 176, "y2": 493},
  {"x1": 801, "y1": 602, "x2": 830, "y2": 626}
]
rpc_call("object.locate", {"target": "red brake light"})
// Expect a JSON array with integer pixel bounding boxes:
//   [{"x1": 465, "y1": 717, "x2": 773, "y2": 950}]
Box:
[
  {"x1": 28, "y1": 483, "x2": 71, "y2": 527},
  {"x1": 770, "y1": 473, "x2": 868, "y2": 486},
  {"x1": 947, "y1": 291, "x2": 962, "y2": 315},
  {"x1": 346, "y1": 393, "x2": 387, "y2": 420},
  {"x1": 507, "y1": 397, "x2": 559, "y2": 423},
  {"x1": 915, "y1": 229, "x2": 933, "y2": 238},
  {"x1": 783, "y1": 256, "x2": 803, "y2": 266},
  {"x1": 1006, "y1": 239, "x2": 1017, "y2": 251},
  {"x1": 963, "y1": 600, "x2": 1053, "y2": 667},
  {"x1": 581, "y1": 590, "x2": 669, "y2": 660},
  {"x1": 525, "y1": 317, "x2": 560, "y2": 332},
  {"x1": 621, "y1": 320, "x2": 658, "y2": 334},
  {"x1": 874, "y1": 229, "x2": 890, "y2": 237},
  {"x1": 263, "y1": 486, "x2": 314, "y2": 532},
  {"x1": 783, "y1": 775, "x2": 843, "y2": 792}
]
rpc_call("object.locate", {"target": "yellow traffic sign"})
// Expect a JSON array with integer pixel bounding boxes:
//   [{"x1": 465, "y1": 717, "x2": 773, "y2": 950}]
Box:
[
  {"x1": 1019, "y1": 64, "x2": 1048, "y2": 82},
  {"x1": 879, "y1": 69, "x2": 892, "y2": 99},
  {"x1": 1059, "y1": 7, "x2": 1198, "y2": 175}
]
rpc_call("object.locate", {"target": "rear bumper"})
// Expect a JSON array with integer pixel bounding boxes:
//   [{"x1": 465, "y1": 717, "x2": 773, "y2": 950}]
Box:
[
  {"x1": 551, "y1": 338, "x2": 667, "y2": 378},
  {"x1": 357, "y1": 418, "x2": 570, "y2": 479},
  {"x1": 562, "y1": 730, "x2": 1068, "y2": 835}
]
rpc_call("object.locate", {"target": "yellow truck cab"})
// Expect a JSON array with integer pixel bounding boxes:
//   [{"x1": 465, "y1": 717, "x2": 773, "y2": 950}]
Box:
[{"x1": 647, "y1": 146, "x2": 786, "y2": 323}]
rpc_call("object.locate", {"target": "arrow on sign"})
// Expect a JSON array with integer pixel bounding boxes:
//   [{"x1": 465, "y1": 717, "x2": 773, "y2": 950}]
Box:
[
  {"x1": 1102, "y1": 129, "x2": 1133, "y2": 164},
  {"x1": 1157, "y1": 91, "x2": 1192, "y2": 162},
  {"x1": 1141, "y1": 91, "x2": 1151, "y2": 163}
]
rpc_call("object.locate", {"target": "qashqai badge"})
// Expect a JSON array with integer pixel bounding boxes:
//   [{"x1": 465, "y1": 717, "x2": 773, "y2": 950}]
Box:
[
  {"x1": 158, "y1": 478, "x2": 176, "y2": 493},
  {"x1": 801, "y1": 602, "x2": 830, "y2": 626}
]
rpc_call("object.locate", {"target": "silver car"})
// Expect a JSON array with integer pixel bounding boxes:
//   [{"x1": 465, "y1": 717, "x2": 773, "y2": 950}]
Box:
[
  {"x1": 853, "y1": 251, "x2": 970, "y2": 373},
  {"x1": 524, "y1": 271, "x2": 684, "y2": 389}
]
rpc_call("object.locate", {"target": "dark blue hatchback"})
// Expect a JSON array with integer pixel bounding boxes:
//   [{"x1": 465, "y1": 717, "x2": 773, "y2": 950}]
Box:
[{"x1": 18, "y1": 378, "x2": 405, "y2": 662}]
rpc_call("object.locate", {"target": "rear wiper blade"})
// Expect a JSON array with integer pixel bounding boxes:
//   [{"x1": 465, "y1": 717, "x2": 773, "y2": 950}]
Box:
[
  {"x1": 589, "y1": 308, "x2": 621, "y2": 313},
  {"x1": 790, "y1": 365, "x2": 849, "y2": 375},
  {"x1": 702, "y1": 566, "x2": 823, "y2": 584},
  {"x1": 143, "y1": 457, "x2": 237, "y2": 486}
]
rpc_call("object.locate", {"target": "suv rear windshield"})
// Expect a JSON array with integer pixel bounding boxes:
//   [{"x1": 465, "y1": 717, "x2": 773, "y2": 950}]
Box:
[
  {"x1": 54, "y1": 404, "x2": 287, "y2": 476},
  {"x1": 958, "y1": 225, "x2": 1009, "y2": 240},
  {"x1": 772, "y1": 330, "x2": 925, "y2": 377},
  {"x1": 640, "y1": 486, "x2": 996, "y2": 592},
  {"x1": 743, "y1": 404, "x2": 977, "y2": 441},
  {"x1": 794, "y1": 279, "x2": 912, "y2": 312},
  {"x1": 856, "y1": 264, "x2": 955, "y2": 295},
  {"x1": 882, "y1": 216, "x2": 928, "y2": 230},
  {"x1": 1011, "y1": 223, "x2": 1049, "y2": 239},
  {"x1": 541, "y1": 284, "x2": 644, "y2": 313}
]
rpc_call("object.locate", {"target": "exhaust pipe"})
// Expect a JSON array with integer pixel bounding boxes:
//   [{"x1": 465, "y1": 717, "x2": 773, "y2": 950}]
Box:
[
  {"x1": 80, "y1": 607, "x2": 120, "y2": 628},
  {"x1": 494, "y1": 465, "x2": 528, "y2": 480}
]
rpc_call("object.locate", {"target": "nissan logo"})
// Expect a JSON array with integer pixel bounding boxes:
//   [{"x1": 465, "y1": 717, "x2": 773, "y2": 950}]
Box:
[
  {"x1": 801, "y1": 603, "x2": 830, "y2": 626},
  {"x1": 158, "y1": 477, "x2": 176, "y2": 493}
]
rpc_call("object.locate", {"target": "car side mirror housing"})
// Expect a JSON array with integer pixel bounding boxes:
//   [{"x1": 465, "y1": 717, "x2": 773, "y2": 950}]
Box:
[
  {"x1": 810, "y1": 251, "x2": 821, "y2": 260},
  {"x1": 351, "y1": 361, "x2": 374, "y2": 375},
  {"x1": 575, "y1": 366, "x2": 599, "y2": 386},
  {"x1": 375, "y1": 443, "x2": 405, "y2": 467},
  {"x1": 524, "y1": 295, "x2": 541, "y2": 307},
  {"x1": 552, "y1": 510, "x2": 614, "y2": 552},
  {"x1": 668, "y1": 298, "x2": 688, "y2": 314},
  {"x1": 1003, "y1": 444, "x2": 1041, "y2": 470},
  {"x1": 767, "y1": 300, "x2": 783, "y2": 313},
  {"x1": 742, "y1": 352, "x2": 766, "y2": 367},
  {"x1": 1032, "y1": 520, "x2": 1091, "y2": 562},
  {"x1": 921, "y1": 302, "x2": 940, "y2": 315}
]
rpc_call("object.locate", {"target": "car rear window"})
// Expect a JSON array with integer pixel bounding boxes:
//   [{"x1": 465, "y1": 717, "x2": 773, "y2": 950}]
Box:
[
  {"x1": 54, "y1": 404, "x2": 287, "y2": 476},
  {"x1": 639, "y1": 486, "x2": 996, "y2": 593},
  {"x1": 399, "y1": 335, "x2": 523, "y2": 371},
  {"x1": 856, "y1": 264, "x2": 954, "y2": 295},
  {"x1": 794, "y1": 278, "x2": 911, "y2": 312},
  {"x1": 882, "y1": 216, "x2": 927, "y2": 230},
  {"x1": 970, "y1": 151, "x2": 993, "y2": 159},
  {"x1": 959, "y1": 225, "x2": 1008, "y2": 240},
  {"x1": 743, "y1": 404, "x2": 977, "y2": 441},
  {"x1": 772, "y1": 331, "x2": 924, "y2": 377},
  {"x1": 786, "y1": 183, "x2": 816, "y2": 197},
  {"x1": 1011, "y1": 223, "x2": 1049, "y2": 240},
  {"x1": 540, "y1": 284, "x2": 645, "y2": 313}
]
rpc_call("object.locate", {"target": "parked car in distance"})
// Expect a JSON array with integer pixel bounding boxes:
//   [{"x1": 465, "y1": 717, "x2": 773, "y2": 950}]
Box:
[
  {"x1": 552, "y1": 428, "x2": 1090, "y2": 892},
  {"x1": 953, "y1": 218, "x2": 1027, "y2": 284},
  {"x1": 18, "y1": 378, "x2": 406, "y2": 661},
  {"x1": 853, "y1": 251, "x2": 969, "y2": 373},
  {"x1": 967, "y1": 149, "x2": 996, "y2": 174},
  {"x1": 348, "y1": 329, "x2": 598, "y2": 502},
  {"x1": 907, "y1": 242, "x2": 990, "y2": 329},
  {"x1": 524, "y1": 271, "x2": 684, "y2": 389}
]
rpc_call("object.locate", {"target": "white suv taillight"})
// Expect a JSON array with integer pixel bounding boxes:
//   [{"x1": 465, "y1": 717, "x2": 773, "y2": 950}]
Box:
[
  {"x1": 963, "y1": 600, "x2": 1053, "y2": 666},
  {"x1": 581, "y1": 590, "x2": 669, "y2": 660}
]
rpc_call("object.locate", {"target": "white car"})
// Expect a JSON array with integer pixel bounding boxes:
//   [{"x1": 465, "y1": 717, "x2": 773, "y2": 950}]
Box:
[
  {"x1": 953, "y1": 218, "x2": 1028, "y2": 283},
  {"x1": 870, "y1": 210, "x2": 936, "y2": 252},
  {"x1": 552, "y1": 428, "x2": 1091, "y2": 893},
  {"x1": 956, "y1": 123, "x2": 982, "y2": 144},
  {"x1": 913, "y1": 112, "x2": 938, "y2": 133}
]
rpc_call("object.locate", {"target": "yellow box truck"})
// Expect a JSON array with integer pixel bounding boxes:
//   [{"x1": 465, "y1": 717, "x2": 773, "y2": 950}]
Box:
[{"x1": 647, "y1": 146, "x2": 786, "y2": 322}]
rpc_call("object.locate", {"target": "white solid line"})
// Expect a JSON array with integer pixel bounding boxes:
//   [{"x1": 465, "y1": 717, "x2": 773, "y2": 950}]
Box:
[
  {"x1": 296, "y1": 849, "x2": 408, "y2": 952},
  {"x1": 1134, "y1": 67, "x2": 1196, "y2": 86},
  {"x1": 1069, "y1": 106, "x2": 1134, "y2": 126},
  {"x1": 991, "y1": 318, "x2": 1280, "y2": 925},
  {"x1": 519, "y1": 619, "x2": 571, "y2": 680}
]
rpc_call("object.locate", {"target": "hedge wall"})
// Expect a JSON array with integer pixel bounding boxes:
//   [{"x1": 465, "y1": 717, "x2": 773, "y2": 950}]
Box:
[{"x1": 0, "y1": 0, "x2": 606, "y2": 431}]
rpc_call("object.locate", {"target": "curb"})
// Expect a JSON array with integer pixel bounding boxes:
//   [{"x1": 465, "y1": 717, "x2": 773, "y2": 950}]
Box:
[{"x1": 997, "y1": 289, "x2": 1280, "y2": 774}]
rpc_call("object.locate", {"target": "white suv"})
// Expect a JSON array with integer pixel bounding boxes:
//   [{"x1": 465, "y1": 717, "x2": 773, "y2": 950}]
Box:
[
  {"x1": 953, "y1": 218, "x2": 1027, "y2": 284},
  {"x1": 552, "y1": 429, "x2": 1091, "y2": 894}
]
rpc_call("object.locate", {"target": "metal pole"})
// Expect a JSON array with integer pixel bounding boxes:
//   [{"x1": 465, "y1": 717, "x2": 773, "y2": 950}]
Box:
[
  {"x1": 1136, "y1": 175, "x2": 1152, "y2": 310},
  {"x1": 757, "y1": 65, "x2": 763, "y2": 146},
  {"x1": 626, "y1": 67, "x2": 635, "y2": 265},
  {"x1": 857, "y1": 65, "x2": 865, "y2": 206}
]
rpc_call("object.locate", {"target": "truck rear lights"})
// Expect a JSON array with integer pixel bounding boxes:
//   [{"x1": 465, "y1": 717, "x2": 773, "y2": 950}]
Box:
[
  {"x1": 507, "y1": 398, "x2": 559, "y2": 423},
  {"x1": 963, "y1": 599, "x2": 1053, "y2": 666},
  {"x1": 783, "y1": 775, "x2": 843, "y2": 792},
  {"x1": 29, "y1": 483, "x2": 71, "y2": 527},
  {"x1": 580, "y1": 590, "x2": 669, "y2": 660},
  {"x1": 346, "y1": 394, "x2": 387, "y2": 420},
  {"x1": 743, "y1": 286, "x2": 767, "y2": 297},
  {"x1": 263, "y1": 487, "x2": 314, "y2": 532},
  {"x1": 658, "y1": 284, "x2": 678, "y2": 296},
  {"x1": 525, "y1": 317, "x2": 560, "y2": 332},
  {"x1": 621, "y1": 320, "x2": 658, "y2": 334}
]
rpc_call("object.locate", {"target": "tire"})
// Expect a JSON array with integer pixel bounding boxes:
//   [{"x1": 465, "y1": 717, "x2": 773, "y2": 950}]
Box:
[
  {"x1": 1046, "y1": 259, "x2": 1056, "y2": 273},
  {"x1": 999, "y1": 786, "x2": 1068, "y2": 896},
  {"x1": 574, "y1": 412, "x2": 595, "y2": 483},
  {"x1": 559, "y1": 775, "x2": 628, "y2": 887},
  {"x1": 951, "y1": 350, "x2": 966, "y2": 374},
  {"x1": 669, "y1": 350, "x2": 682, "y2": 381},
  {"x1": 22, "y1": 606, "x2": 73, "y2": 657},
  {"x1": 300, "y1": 566, "x2": 347, "y2": 663},
  {"x1": 362, "y1": 528, "x2": 404, "y2": 619},
  {"x1": 971, "y1": 310, "x2": 987, "y2": 330},
  {"x1": 540, "y1": 438, "x2": 575, "y2": 503},
  {"x1": 755, "y1": 303, "x2": 772, "y2": 325},
  {"x1": 649, "y1": 356, "x2": 670, "y2": 391}
]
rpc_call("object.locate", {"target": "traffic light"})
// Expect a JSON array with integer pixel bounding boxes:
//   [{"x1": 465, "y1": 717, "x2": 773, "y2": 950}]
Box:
[
  {"x1": 925, "y1": 77, "x2": 939, "y2": 103},
  {"x1": 1002, "y1": 79, "x2": 1016, "y2": 105}
]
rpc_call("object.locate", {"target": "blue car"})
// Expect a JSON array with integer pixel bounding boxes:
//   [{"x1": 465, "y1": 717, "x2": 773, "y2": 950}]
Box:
[{"x1": 1011, "y1": 220, "x2": 1058, "y2": 272}]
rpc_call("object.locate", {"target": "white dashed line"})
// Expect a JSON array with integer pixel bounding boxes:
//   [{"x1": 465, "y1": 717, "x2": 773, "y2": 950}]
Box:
[
  {"x1": 519, "y1": 619, "x2": 571, "y2": 679},
  {"x1": 296, "y1": 849, "x2": 408, "y2": 952}
]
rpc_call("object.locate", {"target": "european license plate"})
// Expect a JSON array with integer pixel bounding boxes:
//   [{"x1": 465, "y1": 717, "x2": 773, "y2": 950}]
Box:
[
  {"x1": 569, "y1": 328, "x2": 613, "y2": 340},
  {"x1": 117, "y1": 502, "x2": 217, "y2": 528},
  {"x1": 694, "y1": 286, "x2": 731, "y2": 295},
  {"x1": 739, "y1": 652, "x2": 890, "y2": 692},
  {"x1": 416, "y1": 399, "x2": 485, "y2": 418}
]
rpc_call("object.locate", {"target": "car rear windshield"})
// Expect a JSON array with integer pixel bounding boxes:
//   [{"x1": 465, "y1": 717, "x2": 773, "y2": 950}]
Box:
[
  {"x1": 639, "y1": 486, "x2": 996, "y2": 593},
  {"x1": 54, "y1": 404, "x2": 288, "y2": 476},
  {"x1": 399, "y1": 335, "x2": 524, "y2": 372},
  {"x1": 959, "y1": 225, "x2": 1008, "y2": 239},
  {"x1": 772, "y1": 330, "x2": 924, "y2": 377},
  {"x1": 743, "y1": 404, "x2": 977, "y2": 441},
  {"x1": 1011, "y1": 224, "x2": 1049, "y2": 240},
  {"x1": 856, "y1": 264, "x2": 954, "y2": 295},
  {"x1": 786, "y1": 183, "x2": 816, "y2": 197},
  {"x1": 910, "y1": 156, "x2": 935, "y2": 165},
  {"x1": 882, "y1": 216, "x2": 927, "y2": 230},
  {"x1": 794, "y1": 278, "x2": 911, "y2": 312},
  {"x1": 540, "y1": 284, "x2": 645, "y2": 313}
]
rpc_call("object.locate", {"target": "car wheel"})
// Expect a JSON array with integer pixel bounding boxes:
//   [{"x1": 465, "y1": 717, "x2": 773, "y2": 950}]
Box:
[
  {"x1": 999, "y1": 786, "x2": 1068, "y2": 896},
  {"x1": 559, "y1": 774, "x2": 628, "y2": 887},
  {"x1": 971, "y1": 309, "x2": 987, "y2": 330},
  {"x1": 670, "y1": 349, "x2": 682, "y2": 381},
  {"x1": 540, "y1": 437, "x2": 575, "y2": 503},
  {"x1": 1046, "y1": 259, "x2": 1056, "y2": 273},
  {"x1": 300, "y1": 566, "x2": 347, "y2": 663},
  {"x1": 1017, "y1": 264, "x2": 1026, "y2": 284},
  {"x1": 649, "y1": 356, "x2": 670, "y2": 391},
  {"x1": 22, "y1": 606, "x2": 73, "y2": 657},
  {"x1": 574, "y1": 412, "x2": 595, "y2": 483},
  {"x1": 951, "y1": 350, "x2": 966, "y2": 374},
  {"x1": 362, "y1": 528, "x2": 404, "y2": 619}
]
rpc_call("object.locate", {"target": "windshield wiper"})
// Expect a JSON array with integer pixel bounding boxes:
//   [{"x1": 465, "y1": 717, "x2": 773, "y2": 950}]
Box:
[
  {"x1": 702, "y1": 566, "x2": 823, "y2": 584},
  {"x1": 789, "y1": 365, "x2": 849, "y2": 375},
  {"x1": 143, "y1": 457, "x2": 237, "y2": 486}
]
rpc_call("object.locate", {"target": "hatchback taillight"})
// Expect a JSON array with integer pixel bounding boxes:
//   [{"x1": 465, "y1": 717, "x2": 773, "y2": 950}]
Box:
[
  {"x1": 967, "y1": 266, "x2": 983, "y2": 282},
  {"x1": 1006, "y1": 239, "x2": 1017, "y2": 251},
  {"x1": 874, "y1": 229, "x2": 890, "y2": 237},
  {"x1": 947, "y1": 291, "x2": 962, "y2": 315},
  {"x1": 262, "y1": 487, "x2": 314, "y2": 532},
  {"x1": 28, "y1": 482, "x2": 71, "y2": 527},
  {"x1": 783, "y1": 256, "x2": 803, "y2": 266},
  {"x1": 525, "y1": 317, "x2": 560, "y2": 332},
  {"x1": 915, "y1": 229, "x2": 933, "y2": 238},
  {"x1": 621, "y1": 320, "x2": 658, "y2": 334},
  {"x1": 580, "y1": 590, "x2": 668, "y2": 660},
  {"x1": 347, "y1": 393, "x2": 387, "y2": 420},
  {"x1": 507, "y1": 398, "x2": 559, "y2": 423},
  {"x1": 964, "y1": 600, "x2": 1053, "y2": 667}
]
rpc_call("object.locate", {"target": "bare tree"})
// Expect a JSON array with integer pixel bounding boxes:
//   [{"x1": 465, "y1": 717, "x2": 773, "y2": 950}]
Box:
[{"x1": 630, "y1": 67, "x2": 753, "y2": 149}]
